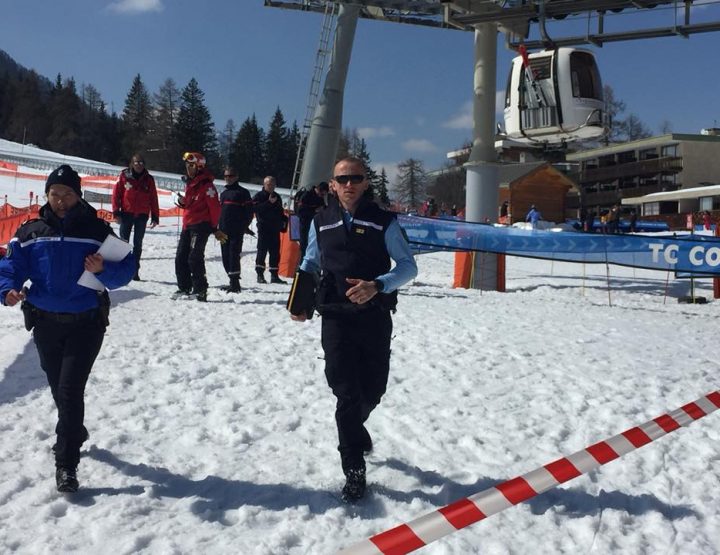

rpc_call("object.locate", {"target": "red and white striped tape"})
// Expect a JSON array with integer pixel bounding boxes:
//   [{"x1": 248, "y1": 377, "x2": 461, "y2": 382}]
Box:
[{"x1": 338, "y1": 390, "x2": 720, "y2": 555}]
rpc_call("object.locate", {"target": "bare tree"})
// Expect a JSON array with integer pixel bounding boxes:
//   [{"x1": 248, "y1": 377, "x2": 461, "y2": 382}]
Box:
[{"x1": 394, "y1": 158, "x2": 427, "y2": 211}]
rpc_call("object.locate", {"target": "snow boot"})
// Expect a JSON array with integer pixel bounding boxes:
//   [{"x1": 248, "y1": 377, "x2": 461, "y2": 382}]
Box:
[
  {"x1": 195, "y1": 290, "x2": 208, "y2": 302},
  {"x1": 257, "y1": 273, "x2": 267, "y2": 284},
  {"x1": 341, "y1": 468, "x2": 366, "y2": 503},
  {"x1": 56, "y1": 467, "x2": 79, "y2": 493},
  {"x1": 228, "y1": 276, "x2": 241, "y2": 293},
  {"x1": 171, "y1": 288, "x2": 192, "y2": 300},
  {"x1": 270, "y1": 272, "x2": 287, "y2": 285}
]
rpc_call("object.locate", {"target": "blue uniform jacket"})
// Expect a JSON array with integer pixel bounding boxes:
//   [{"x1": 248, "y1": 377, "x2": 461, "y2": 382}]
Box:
[{"x1": 0, "y1": 201, "x2": 136, "y2": 312}]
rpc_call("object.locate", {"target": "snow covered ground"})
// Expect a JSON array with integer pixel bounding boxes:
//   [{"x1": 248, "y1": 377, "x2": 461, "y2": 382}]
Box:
[{"x1": 1, "y1": 162, "x2": 719, "y2": 554}]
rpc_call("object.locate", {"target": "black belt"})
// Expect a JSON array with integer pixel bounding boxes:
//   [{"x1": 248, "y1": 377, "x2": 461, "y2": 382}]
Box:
[{"x1": 34, "y1": 307, "x2": 99, "y2": 324}]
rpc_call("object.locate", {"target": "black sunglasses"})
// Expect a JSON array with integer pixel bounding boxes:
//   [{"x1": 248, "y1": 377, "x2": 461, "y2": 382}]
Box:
[
  {"x1": 223, "y1": 174, "x2": 236, "y2": 178},
  {"x1": 334, "y1": 174, "x2": 365, "y2": 185}
]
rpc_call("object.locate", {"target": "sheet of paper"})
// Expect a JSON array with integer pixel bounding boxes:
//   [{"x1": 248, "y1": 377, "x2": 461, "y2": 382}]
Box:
[{"x1": 77, "y1": 234, "x2": 132, "y2": 291}]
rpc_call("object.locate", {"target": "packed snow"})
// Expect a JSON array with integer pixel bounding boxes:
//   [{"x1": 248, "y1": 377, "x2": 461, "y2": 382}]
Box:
[{"x1": 1, "y1": 156, "x2": 719, "y2": 554}]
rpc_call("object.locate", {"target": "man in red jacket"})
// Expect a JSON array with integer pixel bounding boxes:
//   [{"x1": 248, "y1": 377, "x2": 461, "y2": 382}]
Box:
[
  {"x1": 112, "y1": 153, "x2": 159, "y2": 280},
  {"x1": 172, "y1": 152, "x2": 225, "y2": 302}
]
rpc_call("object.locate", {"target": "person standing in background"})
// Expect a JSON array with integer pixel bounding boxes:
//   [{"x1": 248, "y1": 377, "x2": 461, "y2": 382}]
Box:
[
  {"x1": 253, "y1": 175, "x2": 287, "y2": 284},
  {"x1": 112, "y1": 153, "x2": 159, "y2": 281},
  {"x1": 219, "y1": 167, "x2": 253, "y2": 293},
  {"x1": 296, "y1": 181, "x2": 329, "y2": 259},
  {"x1": 173, "y1": 152, "x2": 225, "y2": 302}
]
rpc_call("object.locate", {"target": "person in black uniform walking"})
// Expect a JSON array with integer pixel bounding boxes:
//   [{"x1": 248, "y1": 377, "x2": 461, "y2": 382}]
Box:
[
  {"x1": 290, "y1": 157, "x2": 418, "y2": 502},
  {"x1": 219, "y1": 167, "x2": 253, "y2": 293},
  {"x1": 253, "y1": 175, "x2": 287, "y2": 284},
  {"x1": 296, "y1": 181, "x2": 329, "y2": 259},
  {"x1": 0, "y1": 165, "x2": 135, "y2": 492}
]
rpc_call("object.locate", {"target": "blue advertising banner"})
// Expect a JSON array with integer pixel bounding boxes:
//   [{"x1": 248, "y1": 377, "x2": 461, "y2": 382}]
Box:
[{"x1": 397, "y1": 214, "x2": 720, "y2": 276}]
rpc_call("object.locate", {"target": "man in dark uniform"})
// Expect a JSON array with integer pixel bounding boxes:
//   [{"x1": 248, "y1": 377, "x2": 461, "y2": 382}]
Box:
[
  {"x1": 296, "y1": 181, "x2": 329, "y2": 259},
  {"x1": 253, "y1": 175, "x2": 287, "y2": 284},
  {"x1": 219, "y1": 166, "x2": 253, "y2": 293},
  {"x1": 290, "y1": 157, "x2": 418, "y2": 502},
  {"x1": 0, "y1": 164, "x2": 135, "y2": 492}
]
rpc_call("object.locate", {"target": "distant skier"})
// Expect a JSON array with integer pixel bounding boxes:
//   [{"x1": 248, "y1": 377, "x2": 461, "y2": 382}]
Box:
[{"x1": 525, "y1": 205, "x2": 541, "y2": 229}]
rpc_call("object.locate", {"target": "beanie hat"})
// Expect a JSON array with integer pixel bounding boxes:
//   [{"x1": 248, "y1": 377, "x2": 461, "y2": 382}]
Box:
[{"x1": 45, "y1": 164, "x2": 82, "y2": 197}]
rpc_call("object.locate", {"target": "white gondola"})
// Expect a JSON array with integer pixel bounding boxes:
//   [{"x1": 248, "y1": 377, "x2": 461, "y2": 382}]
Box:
[{"x1": 503, "y1": 47, "x2": 605, "y2": 145}]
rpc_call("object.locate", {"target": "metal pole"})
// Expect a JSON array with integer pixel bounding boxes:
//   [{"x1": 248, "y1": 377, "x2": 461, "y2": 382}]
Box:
[
  {"x1": 465, "y1": 22, "x2": 500, "y2": 291},
  {"x1": 299, "y1": 3, "x2": 360, "y2": 190}
]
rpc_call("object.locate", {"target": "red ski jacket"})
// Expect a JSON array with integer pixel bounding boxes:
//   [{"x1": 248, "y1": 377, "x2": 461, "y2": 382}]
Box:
[
  {"x1": 180, "y1": 169, "x2": 221, "y2": 230},
  {"x1": 112, "y1": 169, "x2": 160, "y2": 222}
]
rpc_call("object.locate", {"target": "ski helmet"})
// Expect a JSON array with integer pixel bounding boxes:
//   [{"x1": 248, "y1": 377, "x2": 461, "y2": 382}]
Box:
[{"x1": 182, "y1": 151, "x2": 206, "y2": 168}]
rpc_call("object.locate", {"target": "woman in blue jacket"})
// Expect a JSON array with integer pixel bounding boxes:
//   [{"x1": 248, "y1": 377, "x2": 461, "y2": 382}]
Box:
[{"x1": 0, "y1": 165, "x2": 135, "y2": 493}]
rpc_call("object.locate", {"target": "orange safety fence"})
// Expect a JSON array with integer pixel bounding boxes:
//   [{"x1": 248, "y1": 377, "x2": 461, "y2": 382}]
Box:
[
  {"x1": 0, "y1": 203, "x2": 40, "y2": 246},
  {"x1": 278, "y1": 226, "x2": 301, "y2": 278},
  {"x1": 0, "y1": 161, "x2": 18, "y2": 171},
  {"x1": 453, "y1": 251, "x2": 506, "y2": 291}
]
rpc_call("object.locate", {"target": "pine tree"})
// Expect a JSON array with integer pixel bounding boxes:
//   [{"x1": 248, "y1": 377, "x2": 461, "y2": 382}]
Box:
[
  {"x1": 47, "y1": 76, "x2": 82, "y2": 155},
  {"x1": 152, "y1": 78, "x2": 181, "y2": 171},
  {"x1": 375, "y1": 167, "x2": 391, "y2": 207},
  {"x1": 3, "y1": 70, "x2": 50, "y2": 148},
  {"x1": 395, "y1": 158, "x2": 427, "y2": 211},
  {"x1": 264, "y1": 107, "x2": 296, "y2": 187},
  {"x1": 218, "y1": 119, "x2": 236, "y2": 168},
  {"x1": 121, "y1": 74, "x2": 153, "y2": 155},
  {"x1": 175, "y1": 78, "x2": 217, "y2": 168},
  {"x1": 230, "y1": 115, "x2": 265, "y2": 183}
]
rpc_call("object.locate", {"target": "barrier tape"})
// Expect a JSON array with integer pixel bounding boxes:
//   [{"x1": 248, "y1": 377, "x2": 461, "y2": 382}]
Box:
[{"x1": 338, "y1": 390, "x2": 720, "y2": 555}]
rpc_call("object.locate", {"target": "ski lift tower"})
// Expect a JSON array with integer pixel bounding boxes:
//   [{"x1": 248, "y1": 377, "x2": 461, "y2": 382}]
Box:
[{"x1": 265, "y1": 0, "x2": 720, "y2": 291}]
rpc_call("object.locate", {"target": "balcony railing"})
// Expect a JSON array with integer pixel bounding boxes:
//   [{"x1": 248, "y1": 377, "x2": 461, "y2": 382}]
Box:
[{"x1": 574, "y1": 156, "x2": 683, "y2": 183}]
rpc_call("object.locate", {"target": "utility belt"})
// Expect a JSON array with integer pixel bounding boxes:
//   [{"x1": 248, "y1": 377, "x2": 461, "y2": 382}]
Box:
[{"x1": 21, "y1": 291, "x2": 110, "y2": 331}]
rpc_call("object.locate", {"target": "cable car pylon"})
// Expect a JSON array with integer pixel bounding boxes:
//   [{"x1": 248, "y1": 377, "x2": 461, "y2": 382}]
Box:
[{"x1": 291, "y1": 0, "x2": 337, "y2": 199}]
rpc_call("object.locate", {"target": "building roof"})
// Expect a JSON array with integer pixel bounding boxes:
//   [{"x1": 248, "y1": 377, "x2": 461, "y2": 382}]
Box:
[
  {"x1": 621, "y1": 183, "x2": 720, "y2": 205},
  {"x1": 567, "y1": 133, "x2": 720, "y2": 161}
]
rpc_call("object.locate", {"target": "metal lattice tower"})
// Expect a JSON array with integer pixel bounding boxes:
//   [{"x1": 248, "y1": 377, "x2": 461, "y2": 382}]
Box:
[{"x1": 291, "y1": 1, "x2": 338, "y2": 194}]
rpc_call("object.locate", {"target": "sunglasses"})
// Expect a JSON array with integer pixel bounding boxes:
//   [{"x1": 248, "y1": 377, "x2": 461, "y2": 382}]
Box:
[
  {"x1": 223, "y1": 174, "x2": 236, "y2": 178},
  {"x1": 334, "y1": 174, "x2": 365, "y2": 185}
]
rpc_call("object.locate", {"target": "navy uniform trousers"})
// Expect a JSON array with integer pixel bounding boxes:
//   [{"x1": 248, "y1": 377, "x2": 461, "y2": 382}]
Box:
[
  {"x1": 321, "y1": 307, "x2": 393, "y2": 473},
  {"x1": 175, "y1": 223, "x2": 212, "y2": 293},
  {"x1": 33, "y1": 315, "x2": 105, "y2": 470}
]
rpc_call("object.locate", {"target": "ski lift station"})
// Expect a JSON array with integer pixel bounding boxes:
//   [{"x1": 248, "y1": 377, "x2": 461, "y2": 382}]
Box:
[{"x1": 264, "y1": 0, "x2": 720, "y2": 290}]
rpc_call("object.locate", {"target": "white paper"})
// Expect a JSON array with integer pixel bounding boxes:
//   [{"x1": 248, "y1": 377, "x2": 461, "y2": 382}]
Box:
[{"x1": 77, "y1": 234, "x2": 132, "y2": 291}]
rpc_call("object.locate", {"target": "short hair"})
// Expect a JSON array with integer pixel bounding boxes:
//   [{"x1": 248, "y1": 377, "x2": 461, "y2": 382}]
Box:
[
  {"x1": 224, "y1": 166, "x2": 237, "y2": 175},
  {"x1": 316, "y1": 181, "x2": 329, "y2": 192},
  {"x1": 263, "y1": 175, "x2": 276, "y2": 184},
  {"x1": 334, "y1": 156, "x2": 367, "y2": 173}
]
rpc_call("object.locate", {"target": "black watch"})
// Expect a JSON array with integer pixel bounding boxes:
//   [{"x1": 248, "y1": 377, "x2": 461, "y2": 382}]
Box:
[{"x1": 374, "y1": 279, "x2": 385, "y2": 293}]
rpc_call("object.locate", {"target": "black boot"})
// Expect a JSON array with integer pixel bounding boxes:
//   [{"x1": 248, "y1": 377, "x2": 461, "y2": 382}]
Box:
[
  {"x1": 257, "y1": 273, "x2": 267, "y2": 284},
  {"x1": 341, "y1": 468, "x2": 366, "y2": 503},
  {"x1": 270, "y1": 272, "x2": 287, "y2": 284},
  {"x1": 228, "y1": 276, "x2": 241, "y2": 293},
  {"x1": 56, "y1": 467, "x2": 79, "y2": 493}
]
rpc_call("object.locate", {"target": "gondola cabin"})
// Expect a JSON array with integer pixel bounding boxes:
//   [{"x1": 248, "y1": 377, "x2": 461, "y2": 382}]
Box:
[{"x1": 504, "y1": 47, "x2": 605, "y2": 145}]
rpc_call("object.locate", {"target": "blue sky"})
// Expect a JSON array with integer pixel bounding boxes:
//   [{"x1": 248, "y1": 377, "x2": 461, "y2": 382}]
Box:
[{"x1": 1, "y1": 1, "x2": 719, "y2": 182}]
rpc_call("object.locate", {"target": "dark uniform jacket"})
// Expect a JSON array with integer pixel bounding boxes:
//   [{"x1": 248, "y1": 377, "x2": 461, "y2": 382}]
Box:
[
  {"x1": 219, "y1": 182, "x2": 253, "y2": 237},
  {"x1": 253, "y1": 189, "x2": 286, "y2": 233},
  {"x1": 313, "y1": 197, "x2": 398, "y2": 312},
  {"x1": 296, "y1": 188, "x2": 326, "y2": 225},
  {"x1": 0, "y1": 201, "x2": 135, "y2": 313}
]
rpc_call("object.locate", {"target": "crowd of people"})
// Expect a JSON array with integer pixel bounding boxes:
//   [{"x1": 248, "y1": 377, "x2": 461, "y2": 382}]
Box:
[{"x1": 0, "y1": 153, "x2": 418, "y2": 504}]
